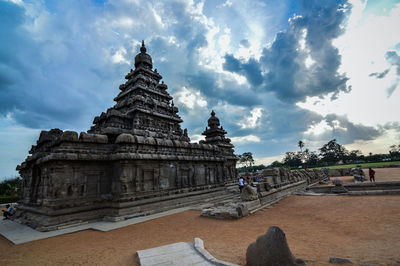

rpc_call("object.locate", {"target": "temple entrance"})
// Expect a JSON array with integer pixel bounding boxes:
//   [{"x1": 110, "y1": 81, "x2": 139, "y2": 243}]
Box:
[{"x1": 30, "y1": 166, "x2": 41, "y2": 203}]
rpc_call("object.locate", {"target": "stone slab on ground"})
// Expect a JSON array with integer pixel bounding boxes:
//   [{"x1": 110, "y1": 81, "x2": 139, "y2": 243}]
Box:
[
  {"x1": 137, "y1": 242, "x2": 212, "y2": 266},
  {"x1": 0, "y1": 207, "x2": 191, "y2": 245},
  {"x1": 137, "y1": 238, "x2": 238, "y2": 266}
]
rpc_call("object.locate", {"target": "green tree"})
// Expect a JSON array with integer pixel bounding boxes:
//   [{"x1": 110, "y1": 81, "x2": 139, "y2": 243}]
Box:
[
  {"x1": 305, "y1": 151, "x2": 320, "y2": 167},
  {"x1": 269, "y1": 160, "x2": 284, "y2": 168},
  {"x1": 347, "y1": 150, "x2": 362, "y2": 162},
  {"x1": 238, "y1": 152, "x2": 255, "y2": 167},
  {"x1": 319, "y1": 139, "x2": 348, "y2": 165},
  {"x1": 0, "y1": 176, "x2": 21, "y2": 196},
  {"x1": 389, "y1": 144, "x2": 400, "y2": 158},
  {"x1": 283, "y1": 152, "x2": 302, "y2": 168}
]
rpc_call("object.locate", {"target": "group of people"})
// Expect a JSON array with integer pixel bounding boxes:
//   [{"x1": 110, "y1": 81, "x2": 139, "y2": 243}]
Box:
[{"x1": 238, "y1": 175, "x2": 263, "y2": 193}]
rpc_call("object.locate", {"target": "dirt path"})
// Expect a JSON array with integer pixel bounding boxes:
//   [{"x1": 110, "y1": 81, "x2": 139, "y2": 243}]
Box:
[{"x1": 1, "y1": 168, "x2": 399, "y2": 265}]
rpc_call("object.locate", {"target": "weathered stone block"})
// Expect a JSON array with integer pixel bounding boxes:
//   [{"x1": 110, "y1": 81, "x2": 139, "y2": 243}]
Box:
[
  {"x1": 115, "y1": 133, "x2": 135, "y2": 143},
  {"x1": 79, "y1": 132, "x2": 108, "y2": 143},
  {"x1": 60, "y1": 131, "x2": 79, "y2": 142},
  {"x1": 241, "y1": 185, "x2": 259, "y2": 201}
]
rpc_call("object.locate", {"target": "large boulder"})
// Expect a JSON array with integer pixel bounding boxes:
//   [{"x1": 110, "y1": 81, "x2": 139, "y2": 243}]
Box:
[
  {"x1": 246, "y1": 226, "x2": 306, "y2": 266},
  {"x1": 241, "y1": 185, "x2": 259, "y2": 201}
]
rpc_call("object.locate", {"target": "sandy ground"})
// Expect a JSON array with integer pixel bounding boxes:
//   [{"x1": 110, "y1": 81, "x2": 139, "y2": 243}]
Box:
[{"x1": 1, "y1": 168, "x2": 400, "y2": 266}]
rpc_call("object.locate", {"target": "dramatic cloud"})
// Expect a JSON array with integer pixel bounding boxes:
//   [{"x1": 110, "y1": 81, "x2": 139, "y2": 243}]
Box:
[
  {"x1": 223, "y1": 54, "x2": 263, "y2": 86},
  {"x1": 222, "y1": 0, "x2": 351, "y2": 103}
]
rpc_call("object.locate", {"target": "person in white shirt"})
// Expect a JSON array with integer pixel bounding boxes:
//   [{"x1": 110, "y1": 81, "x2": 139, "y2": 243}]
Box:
[{"x1": 239, "y1": 177, "x2": 245, "y2": 193}]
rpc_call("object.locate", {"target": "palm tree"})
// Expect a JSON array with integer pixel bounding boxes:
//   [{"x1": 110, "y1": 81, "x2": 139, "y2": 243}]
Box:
[{"x1": 298, "y1": 140, "x2": 304, "y2": 152}]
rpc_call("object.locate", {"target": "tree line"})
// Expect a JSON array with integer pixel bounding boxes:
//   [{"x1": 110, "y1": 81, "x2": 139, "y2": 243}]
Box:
[
  {"x1": 0, "y1": 176, "x2": 20, "y2": 197},
  {"x1": 273, "y1": 139, "x2": 399, "y2": 168},
  {"x1": 236, "y1": 140, "x2": 400, "y2": 171}
]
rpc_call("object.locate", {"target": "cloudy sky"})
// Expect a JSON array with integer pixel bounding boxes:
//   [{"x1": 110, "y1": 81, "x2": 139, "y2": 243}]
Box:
[{"x1": 1, "y1": 0, "x2": 400, "y2": 179}]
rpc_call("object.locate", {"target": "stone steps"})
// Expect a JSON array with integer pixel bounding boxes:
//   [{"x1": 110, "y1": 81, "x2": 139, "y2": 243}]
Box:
[{"x1": 118, "y1": 187, "x2": 240, "y2": 219}]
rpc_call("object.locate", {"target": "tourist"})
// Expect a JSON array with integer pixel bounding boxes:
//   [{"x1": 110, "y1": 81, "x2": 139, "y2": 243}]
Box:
[
  {"x1": 2, "y1": 204, "x2": 16, "y2": 220},
  {"x1": 239, "y1": 177, "x2": 245, "y2": 193},
  {"x1": 369, "y1": 167, "x2": 376, "y2": 182}
]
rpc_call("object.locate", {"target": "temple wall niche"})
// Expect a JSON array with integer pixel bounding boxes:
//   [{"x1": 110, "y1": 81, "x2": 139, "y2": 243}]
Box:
[{"x1": 31, "y1": 161, "x2": 111, "y2": 201}]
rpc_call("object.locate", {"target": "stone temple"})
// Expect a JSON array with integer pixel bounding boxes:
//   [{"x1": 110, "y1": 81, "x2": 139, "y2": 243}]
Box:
[{"x1": 16, "y1": 41, "x2": 237, "y2": 230}]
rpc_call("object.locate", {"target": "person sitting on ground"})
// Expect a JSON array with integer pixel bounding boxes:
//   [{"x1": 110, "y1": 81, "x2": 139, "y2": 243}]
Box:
[
  {"x1": 239, "y1": 176, "x2": 245, "y2": 193},
  {"x1": 369, "y1": 167, "x2": 376, "y2": 182},
  {"x1": 2, "y1": 204, "x2": 16, "y2": 220}
]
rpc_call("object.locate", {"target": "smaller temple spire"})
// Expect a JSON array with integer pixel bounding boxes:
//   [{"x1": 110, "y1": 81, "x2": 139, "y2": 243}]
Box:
[
  {"x1": 140, "y1": 40, "x2": 146, "y2": 53},
  {"x1": 134, "y1": 39, "x2": 152, "y2": 69}
]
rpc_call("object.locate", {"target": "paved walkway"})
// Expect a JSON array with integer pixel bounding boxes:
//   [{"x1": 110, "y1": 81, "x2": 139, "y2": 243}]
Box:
[{"x1": 0, "y1": 207, "x2": 191, "y2": 245}]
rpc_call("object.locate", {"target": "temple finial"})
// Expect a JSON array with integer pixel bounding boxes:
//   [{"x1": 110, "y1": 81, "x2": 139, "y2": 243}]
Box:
[{"x1": 140, "y1": 40, "x2": 146, "y2": 53}]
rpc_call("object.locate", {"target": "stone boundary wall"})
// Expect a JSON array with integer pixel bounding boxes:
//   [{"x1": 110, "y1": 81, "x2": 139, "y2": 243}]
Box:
[
  {"x1": 308, "y1": 180, "x2": 400, "y2": 195},
  {"x1": 201, "y1": 168, "x2": 329, "y2": 219}
]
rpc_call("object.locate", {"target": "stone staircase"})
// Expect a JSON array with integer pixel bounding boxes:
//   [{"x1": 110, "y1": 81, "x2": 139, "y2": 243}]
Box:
[{"x1": 117, "y1": 183, "x2": 242, "y2": 220}]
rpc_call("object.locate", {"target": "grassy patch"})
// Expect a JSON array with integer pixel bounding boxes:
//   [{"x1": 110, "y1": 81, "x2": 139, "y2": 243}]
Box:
[
  {"x1": 310, "y1": 161, "x2": 400, "y2": 170},
  {"x1": 0, "y1": 196, "x2": 19, "y2": 204}
]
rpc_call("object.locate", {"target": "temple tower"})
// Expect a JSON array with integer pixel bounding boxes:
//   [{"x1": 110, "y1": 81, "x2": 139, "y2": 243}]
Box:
[
  {"x1": 89, "y1": 41, "x2": 189, "y2": 142},
  {"x1": 16, "y1": 41, "x2": 237, "y2": 230},
  {"x1": 202, "y1": 110, "x2": 234, "y2": 154}
]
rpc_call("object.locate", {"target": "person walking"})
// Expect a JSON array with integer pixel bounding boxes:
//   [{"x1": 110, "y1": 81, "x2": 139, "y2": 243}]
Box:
[
  {"x1": 369, "y1": 167, "x2": 376, "y2": 182},
  {"x1": 239, "y1": 176, "x2": 245, "y2": 193}
]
